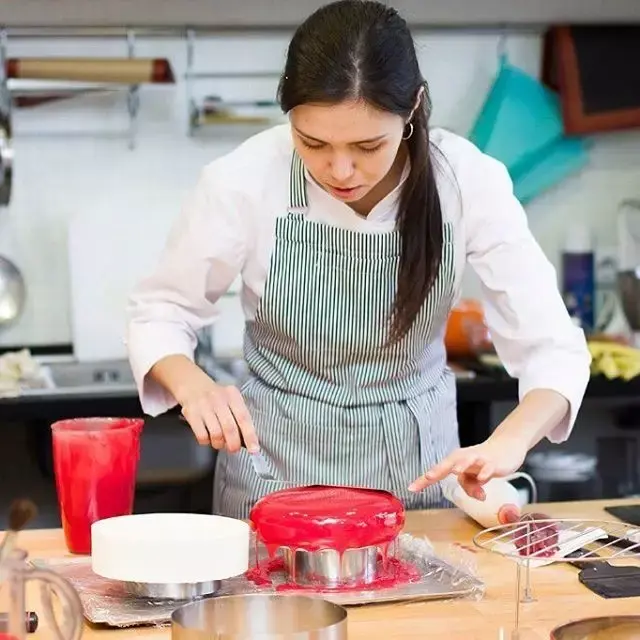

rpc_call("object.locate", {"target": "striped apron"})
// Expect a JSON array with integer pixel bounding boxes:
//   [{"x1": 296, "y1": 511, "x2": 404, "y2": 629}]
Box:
[{"x1": 213, "y1": 152, "x2": 459, "y2": 519}]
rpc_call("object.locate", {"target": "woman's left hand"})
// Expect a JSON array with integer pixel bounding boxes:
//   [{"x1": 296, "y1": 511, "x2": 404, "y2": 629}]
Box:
[{"x1": 408, "y1": 434, "x2": 528, "y2": 500}]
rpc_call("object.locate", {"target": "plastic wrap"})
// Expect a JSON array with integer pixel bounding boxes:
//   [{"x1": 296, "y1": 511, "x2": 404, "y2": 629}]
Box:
[{"x1": 32, "y1": 533, "x2": 484, "y2": 628}]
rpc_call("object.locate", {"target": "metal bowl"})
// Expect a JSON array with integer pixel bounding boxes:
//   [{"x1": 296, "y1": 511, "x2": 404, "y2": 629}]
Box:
[
  {"x1": 281, "y1": 545, "x2": 379, "y2": 588},
  {"x1": 171, "y1": 594, "x2": 348, "y2": 639},
  {"x1": 551, "y1": 615, "x2": 640, "y2": 639},
  {"x1": 120, "y1": 579, "x2": 221, "y2": 600}
]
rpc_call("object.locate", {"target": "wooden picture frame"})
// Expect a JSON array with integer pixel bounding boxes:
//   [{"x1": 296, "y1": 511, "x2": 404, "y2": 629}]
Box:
[{"x1": 542, "y1": 26, "x2": 640, "y2": 135}]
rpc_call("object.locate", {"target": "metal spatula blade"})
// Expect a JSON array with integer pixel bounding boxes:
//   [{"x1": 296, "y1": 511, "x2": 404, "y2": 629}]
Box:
[
  {"x1": 245, "y1": 449, "x2": 276, "y2": 481},
  {"x1": 236, "y1": 432, "x2": 278, "y2": 481},
  {"x1": 179, "y1": 414, "x2": 276, "y2": 481}
]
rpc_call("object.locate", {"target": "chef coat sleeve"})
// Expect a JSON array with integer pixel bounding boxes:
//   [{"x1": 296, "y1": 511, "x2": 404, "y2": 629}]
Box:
[
  {"x1": 125, "y1": 166, "x2": 247, "y2": 416},
  {"x1": 459, "y1": 144, "x2": 591, "y2": 443}
]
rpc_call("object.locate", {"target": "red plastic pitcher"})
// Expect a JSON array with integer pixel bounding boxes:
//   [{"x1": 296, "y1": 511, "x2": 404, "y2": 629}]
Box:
[{"x1": 51, "y1": 417, "x2": 143, "y2": 554}]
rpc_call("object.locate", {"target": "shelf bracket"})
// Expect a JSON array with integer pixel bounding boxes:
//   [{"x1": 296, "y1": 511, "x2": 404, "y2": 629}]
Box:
[{"x1": 126, "y1": 29, "x2": 140, "y2": 150}]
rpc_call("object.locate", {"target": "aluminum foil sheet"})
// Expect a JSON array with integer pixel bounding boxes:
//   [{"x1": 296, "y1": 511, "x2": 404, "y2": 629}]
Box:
[{"x1": 32, "y1": 533, "x2": 484, "y2": 628}]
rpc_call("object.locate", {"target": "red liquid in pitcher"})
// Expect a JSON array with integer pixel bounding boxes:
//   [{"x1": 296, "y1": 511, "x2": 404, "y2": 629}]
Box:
[{"x1": 51, "y1": 418, "x2": 142, "y2": 554}]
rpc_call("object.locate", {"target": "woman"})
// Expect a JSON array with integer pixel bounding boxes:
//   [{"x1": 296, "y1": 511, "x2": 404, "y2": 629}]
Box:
[{"x1": 126, "y1": 0, "x2": 591, "y2": 519}]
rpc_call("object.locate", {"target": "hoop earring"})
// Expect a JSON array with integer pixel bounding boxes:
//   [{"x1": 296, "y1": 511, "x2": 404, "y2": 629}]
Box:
[{"x1": 402, "y1": 122, "x2": 414, "y2": 140}]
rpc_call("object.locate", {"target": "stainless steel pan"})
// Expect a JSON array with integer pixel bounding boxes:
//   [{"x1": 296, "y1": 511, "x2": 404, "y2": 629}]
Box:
[
  {"x1": 551, "y1": 615, "x2": 640, "y2": 639},
  {"x1": 171, "y1": 594, "x2": 348, "y2": 640}
]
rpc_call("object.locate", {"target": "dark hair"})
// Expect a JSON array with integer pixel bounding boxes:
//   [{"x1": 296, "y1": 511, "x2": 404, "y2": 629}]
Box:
[{"x1": 278, "y1": 0, "x2": 443, "y2": 343}]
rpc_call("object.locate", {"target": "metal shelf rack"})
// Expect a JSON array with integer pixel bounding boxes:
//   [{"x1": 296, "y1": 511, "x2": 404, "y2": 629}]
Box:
[
  {"x1": 184, "y1": 29, "x2": 283, "y2": 136},
  {"x1": 0, "y1": 28, "x2": 144, "y2": 149}
]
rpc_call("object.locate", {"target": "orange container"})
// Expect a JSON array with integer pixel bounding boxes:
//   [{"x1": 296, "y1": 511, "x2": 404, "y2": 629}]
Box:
[{"x1": 444, "y1": 299, "x2": 492, "y2": 359}]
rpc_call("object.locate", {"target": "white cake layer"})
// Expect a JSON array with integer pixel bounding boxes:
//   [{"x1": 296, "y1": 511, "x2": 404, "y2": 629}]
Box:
[{"x1": 91, "y1": 513, "x2": 250, "y2": 583}]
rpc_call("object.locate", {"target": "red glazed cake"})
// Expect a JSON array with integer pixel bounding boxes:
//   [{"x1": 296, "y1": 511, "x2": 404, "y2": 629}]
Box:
[{"x1": 249, "y1": 485, "x2": 405, "y2": 553}]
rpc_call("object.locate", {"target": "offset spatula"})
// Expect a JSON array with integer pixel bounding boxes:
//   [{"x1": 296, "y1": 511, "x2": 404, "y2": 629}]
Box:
[
  {"x1": 566, "y1": 547, "x2": 640, "y2": 599},
  {"x1": 179, "y1": 414, "x2": 276, "y2": 481},
  {"x1": 237, "y1": 432, "x2": 278, "y2": 481}
]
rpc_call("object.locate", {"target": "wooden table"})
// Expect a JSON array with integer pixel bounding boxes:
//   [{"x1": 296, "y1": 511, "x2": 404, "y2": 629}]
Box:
[{"x1": 5, "y1": 499, "x2": 640, "y2": 639}]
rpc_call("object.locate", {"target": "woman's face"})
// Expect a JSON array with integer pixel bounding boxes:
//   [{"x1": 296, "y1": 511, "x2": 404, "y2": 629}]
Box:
[{"x1": 290, "y1": 99, "x2": 405, "y2": 205}]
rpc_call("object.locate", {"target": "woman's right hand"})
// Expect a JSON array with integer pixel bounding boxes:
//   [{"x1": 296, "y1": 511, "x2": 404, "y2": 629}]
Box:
[{"x1": 150, "y1": 355, "x2": 258, "y2": 453}]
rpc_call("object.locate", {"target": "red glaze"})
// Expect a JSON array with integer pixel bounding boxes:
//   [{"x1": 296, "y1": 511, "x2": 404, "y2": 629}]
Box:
[
  {"x1": 498, "y1": 506, "x2": 559, "y2": 557},
  {"x1": 513, "y1": 512, "x2": 559, "y2": 558},
  {"x1": 246, "y1": 553, "x2": 421, "y2": 592},
  {"x1": 249, "y1": 485, "x2": 405, "y2": 552}
]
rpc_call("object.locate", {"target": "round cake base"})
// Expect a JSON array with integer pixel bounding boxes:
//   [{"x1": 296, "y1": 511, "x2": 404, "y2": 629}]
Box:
[{"x1": 119, "y1": 579, "x2": 221, "y2": 600}]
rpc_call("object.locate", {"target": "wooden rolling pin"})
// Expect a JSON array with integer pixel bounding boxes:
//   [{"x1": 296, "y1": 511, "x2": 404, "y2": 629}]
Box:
[{"x1": 6, "y1": 57, "x2": 175, "y2": 84}]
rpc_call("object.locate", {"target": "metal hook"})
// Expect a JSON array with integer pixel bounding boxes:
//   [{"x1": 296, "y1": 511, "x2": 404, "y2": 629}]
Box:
[
  {"x1": 497, "y1": 28, "x2": 508, "y2": 65},
  {"x1": 126, "y1": 29, "x2": 139, "y2": 150},
  {"x1": 0, "y1": 28, "x2": 11, "y2": 117}
]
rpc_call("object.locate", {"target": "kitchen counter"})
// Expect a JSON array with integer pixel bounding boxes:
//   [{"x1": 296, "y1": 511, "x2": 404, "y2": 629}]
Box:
[{"x1": 9, "y1": 498, "x2": 640, "y2": 639}]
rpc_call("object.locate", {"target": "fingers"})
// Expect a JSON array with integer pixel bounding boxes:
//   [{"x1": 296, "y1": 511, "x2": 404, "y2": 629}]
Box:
[
  {"x1": 407, "y1": 476, "x2": 424, "y2": 493},
  {"x1": 453, "y1": 456, "x2": 482, "y2": 477},
  {"x1": 457, "y1": 459, "x2": 493, "y2": 500},
  {"x1": 408, "y1": 450, "x2": 481, "y2": 489},
  {"x1": 408, "y1": 452, "x2": 461, "y2": 492},
  {"x1": 459, "y1": 474, "x2": 486, "y2": 501},
  {"x1": 409, "y1": 448, "x2": 496, "y2": 498},
  {"x1": 226, "y1": 386, "x2": 259, "y2": 452},
  {"x1": 182, "y1": 409, "x2": 210, "y2": 446},
  {"x1": 476, "y1": 462, "x2": 494, "y2": 484},
  {"x1": 212, "y1": 397, "x2": 242, "y2": 453},
  {"x1": 183, "y1": 405, "x2": 224, "y2": 449},
  {"x1": 408, "y1": 457, "x2": 457, "y2": 493},
  {"x1": 181, "y1": 384, "x2": 258, "y2": 454},
  {"x1": 200, "y1": 405, "x2": 225, "y2": 449},
  {"x1": 497, "y1": 503, "x2": 521, "y2": 525}
]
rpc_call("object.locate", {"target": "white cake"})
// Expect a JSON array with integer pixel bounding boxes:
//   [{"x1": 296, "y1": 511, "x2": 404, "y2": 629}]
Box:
[{"x1": 91, "y1": 513, "x2": 250, "y2": 584}]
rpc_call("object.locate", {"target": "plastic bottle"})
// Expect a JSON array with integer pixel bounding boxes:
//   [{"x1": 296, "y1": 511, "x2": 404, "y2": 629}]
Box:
[
  {"x1": 561, "y1": 223, "x2": 595, "y2": 332},
  {"x1": 441, "y1": 474, "x2": 535, "y2": 529}
]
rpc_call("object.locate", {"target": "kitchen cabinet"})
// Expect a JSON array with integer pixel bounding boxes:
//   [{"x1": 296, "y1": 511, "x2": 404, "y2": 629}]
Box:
[{"x1": 2, "y1": 0, "x2": 640, "y2": 29}]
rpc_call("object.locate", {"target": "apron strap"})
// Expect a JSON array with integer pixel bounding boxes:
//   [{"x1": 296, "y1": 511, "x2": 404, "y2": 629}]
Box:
[{"x1": 288, "y1": 151, "x2": 308, "y2": 213}]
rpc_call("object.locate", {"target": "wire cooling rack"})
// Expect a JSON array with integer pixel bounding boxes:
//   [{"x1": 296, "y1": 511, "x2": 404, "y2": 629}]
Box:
[{"x1": 472, "y1": 517, "x2": 640, "y2": 639}]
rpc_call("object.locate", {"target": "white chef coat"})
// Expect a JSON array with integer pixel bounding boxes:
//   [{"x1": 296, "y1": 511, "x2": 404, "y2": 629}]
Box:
[{"x1": 126, "y1": 124, "x2": 591, "y2": 443}]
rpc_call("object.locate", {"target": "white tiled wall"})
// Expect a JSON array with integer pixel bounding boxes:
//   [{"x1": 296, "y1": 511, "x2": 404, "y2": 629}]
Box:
[{"x1": 1, "y1": 29, "x2": 639, "y2": 355}]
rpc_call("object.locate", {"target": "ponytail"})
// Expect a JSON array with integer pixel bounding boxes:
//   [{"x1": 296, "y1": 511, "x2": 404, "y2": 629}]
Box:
[{"x1": 390, "y1": 88, "x2": 443, "y2": 342}]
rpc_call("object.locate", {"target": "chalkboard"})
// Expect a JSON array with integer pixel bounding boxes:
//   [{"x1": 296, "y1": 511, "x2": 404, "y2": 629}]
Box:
[
  {"x1": 570, "y1": 25, "x2": 640, "y2": 115},
  {"x1": 545, "y1": 25, "x2": 640, "y2": 134}
]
